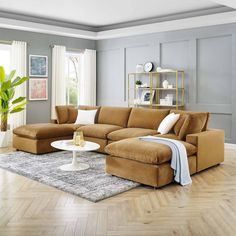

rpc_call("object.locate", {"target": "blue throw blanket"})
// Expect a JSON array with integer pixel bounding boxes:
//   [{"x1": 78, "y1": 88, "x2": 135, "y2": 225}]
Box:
[{"x1": 139, "y1": 136, "x2": 192, "y2": 186}]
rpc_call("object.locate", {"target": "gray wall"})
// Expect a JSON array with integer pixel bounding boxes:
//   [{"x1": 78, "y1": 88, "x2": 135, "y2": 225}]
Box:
[
  {"x1": 0, "y1": 28, "x2": 95, "y2": 124},
  {"x1": 1, "y1": 23, "x2": 236, "y2": 143},
  {"x1": 96, "y1": 23, "x2": 236, "y2": 143}
]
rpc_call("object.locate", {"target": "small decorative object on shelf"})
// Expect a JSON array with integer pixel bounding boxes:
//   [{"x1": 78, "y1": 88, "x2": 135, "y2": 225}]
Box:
[
  {"x1": 73, "y1": 131, "x2": 85, "y2": 147},
  {"x1": 144, "y1": 62, "x2": 154, "y2": 72},
  {"x1": 136, "y1": 64, "x2": 144, "y2": 73},
  {"x1": 128, "y1": 69, "x2": 185, "y2": 110},
  {"x1": 160, "y1": 94, "x2": 174, "y2": 106},
  {"x1": 162, "y1": 79, "x2": 169, "y2": 89},
  {"x1": 156, "y1": 66, "x2": 162, "y2": 72},
  {"x1": 135, "y1": 80, "x2": 142, "y2": 89},
  {"x1": 140, "y1": 90, "x2": 155, "y2": 105}
]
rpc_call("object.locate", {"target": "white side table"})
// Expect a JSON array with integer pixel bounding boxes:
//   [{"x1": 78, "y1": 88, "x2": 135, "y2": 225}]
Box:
[{"x1": 51, "y1": 140, "x2": 100, "y2": 171}]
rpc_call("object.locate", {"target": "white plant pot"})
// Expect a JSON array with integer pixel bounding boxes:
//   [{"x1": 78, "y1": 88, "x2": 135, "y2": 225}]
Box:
[{"x1": 0, "y1": 130, "x2": 10, "y2": 147}]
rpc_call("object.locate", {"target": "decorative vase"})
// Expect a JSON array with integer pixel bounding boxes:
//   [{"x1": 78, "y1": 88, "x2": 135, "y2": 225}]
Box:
[
  {"x1": 136, "y1": 64, "x2": 144, "y2": 73},
  {"x1": 73, "y1": 131, "x2": 85, "y2": 146},
  {"x1": 162, "y1": 79, "x2": 169, "y2": 89}
]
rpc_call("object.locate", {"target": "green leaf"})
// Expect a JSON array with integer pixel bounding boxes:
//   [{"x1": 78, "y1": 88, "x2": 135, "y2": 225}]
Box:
[
  {"x1": 0, "y1": 91, "x2": 8, "y2": 101},
  {"x1": 12, "y1": 76, "x2": 28, "y2": 87},
  {"x1": 0, "y1": 67, "x2": 5, "y2": 82},
  {"x1": 12, "y1": 76, "x2": 21, "y2": 85},
  {"x1": 12, "y1": 96, "x2": 26, "y2": 104},
  {"x1": 11, "y1": 101, "x2": 27, "y2": 111},
  {"x1": 10, "y1": 107, "x2": 24, "y2": 114},
  {"x1": 1, "y1": 80, "x2": 12, "y2": 91},
  {"x1": 7, "y1": 70, "x2": 16, "y2": 81},
  {"x1": 8, "y1": 89, "x2": 15, "y2": 100}
]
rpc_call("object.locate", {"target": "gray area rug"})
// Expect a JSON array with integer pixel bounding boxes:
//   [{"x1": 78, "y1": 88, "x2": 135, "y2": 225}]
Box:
[{"x1": 0, "y1": 151, "x2": 140, "y2": 202}]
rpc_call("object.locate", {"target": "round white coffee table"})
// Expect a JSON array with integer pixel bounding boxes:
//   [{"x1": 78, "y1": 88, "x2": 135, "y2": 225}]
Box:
[{"x1": 51, "y1": 140, "x2": 100, "y2": 171}]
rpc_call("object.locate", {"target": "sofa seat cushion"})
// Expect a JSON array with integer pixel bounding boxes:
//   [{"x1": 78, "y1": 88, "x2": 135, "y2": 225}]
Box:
[
  {"x1": 61, "y1": 124, "x2": 84, "y2": 131},
  {"x1": 108, "y1": 128, "x2": 158, "y2": 141},
  {"x1": 105, "y1": 138, "x2": 197, "y2": 165},
  {"x1": 154, "y1": 133, "x2": 180, "y2": 140},
  {"x1": 78, "y1": 124, "x2": 122, "y2": 139},
  {"x1": 13, "y1": 123, "x2": 80, "y2": 140}
]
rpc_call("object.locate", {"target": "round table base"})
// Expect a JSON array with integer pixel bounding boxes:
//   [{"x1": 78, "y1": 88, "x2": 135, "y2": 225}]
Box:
[{"x1": 59, "y1": 162, "x2": 89, "y2": 171}]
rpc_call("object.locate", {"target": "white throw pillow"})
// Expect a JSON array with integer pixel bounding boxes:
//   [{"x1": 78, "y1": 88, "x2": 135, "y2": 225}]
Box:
[
  {"x1": 74, "y1": 109, "x2": 97, "y2": 125},
  {"x1": 157, "y1": 113, "x2": 180, "y2": 135}
]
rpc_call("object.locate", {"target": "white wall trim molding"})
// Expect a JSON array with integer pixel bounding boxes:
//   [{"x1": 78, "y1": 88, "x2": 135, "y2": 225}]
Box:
[
  {"x1": 0, "y1": 17, "x2": 96, "y2": 40},
  {"x1": 225, "y1": 143, "x2": 236, "y2": 149},
  {"x1": 96, "y1": 11, "x2": 236, "y2": 39},
  {"x1": 1, "y1": 11, "x2": 236, "y2": 40}
]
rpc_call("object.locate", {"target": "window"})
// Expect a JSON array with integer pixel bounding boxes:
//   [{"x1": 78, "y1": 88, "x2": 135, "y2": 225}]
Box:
[
  {"x1": 0, "y1": 43, "x2": 11, "y2": 74},
  {"x1": 65, "y1": 52, "x2": 81, "y2": 106}
]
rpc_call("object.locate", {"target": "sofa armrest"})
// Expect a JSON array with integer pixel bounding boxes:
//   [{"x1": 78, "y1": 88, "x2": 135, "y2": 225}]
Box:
[{"x1": 186, "y1": 129, "x2": 224, "y2": 172}]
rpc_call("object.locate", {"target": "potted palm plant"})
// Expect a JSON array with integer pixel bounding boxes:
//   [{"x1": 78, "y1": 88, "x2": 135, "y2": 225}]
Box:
[{"x1": 0, "y1": 66, "x2": 29, "y2": 147}]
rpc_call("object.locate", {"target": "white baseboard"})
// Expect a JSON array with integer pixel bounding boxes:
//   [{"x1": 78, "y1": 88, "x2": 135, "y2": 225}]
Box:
[{"x1": 225, "y1": 143, "x2": 236, "y2": 149}]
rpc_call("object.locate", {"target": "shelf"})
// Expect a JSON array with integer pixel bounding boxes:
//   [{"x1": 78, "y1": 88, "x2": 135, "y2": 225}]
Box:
[
  {"x1": 155, "y1": 104, "x2": 184, "y2": 107},
  {"x1": 133, "y1": 87, "x2": 184, "y2": 90},
  {"x1": 130, "y1": 104, "x2": 184, "y2": 107},
  {"x1": 128, "y1": 69, "x2": 185, "y2": 110},
  {"x1": 129, "y1": 70, "x2": 184, "y2": 75}
]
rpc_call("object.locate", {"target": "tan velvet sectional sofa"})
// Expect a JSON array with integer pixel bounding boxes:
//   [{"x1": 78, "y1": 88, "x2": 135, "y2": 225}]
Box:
[{"x1": 13, "y1": 106, "x2": 225, "y2": 187}]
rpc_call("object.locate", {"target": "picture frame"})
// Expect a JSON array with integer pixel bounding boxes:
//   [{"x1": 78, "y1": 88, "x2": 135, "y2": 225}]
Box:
[
  {"x1": 29, "y1": 55, "x2": 48, "y2": 77},
  {"x1": 29, "y1": 78, "x2": 48, "y2": 101},
  {"x1": 140, "y1": 90, "x2": 155, "y2": 105}
]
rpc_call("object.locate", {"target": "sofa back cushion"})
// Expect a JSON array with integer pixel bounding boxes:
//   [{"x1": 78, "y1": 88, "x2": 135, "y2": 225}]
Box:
[
  {"x1": 67, "y1": 105, "x2": 100, "y2": 123},
  {"x1": 98, "y1": 107, "x2": 132, "y2": 127},
  {"x1": 67, "y1": 107, "x2": 78, "y2": 123},
  {"x1": 173, "y1": 114, "x2": 190, "y2": 140},
  {"x1": 55, "y1": 105, "x2": 74, "y2": 124},
  {"x1": 171, "y1": 110, "x2": 210, "y2": 136},
  {"x1": 128, "y1": 108, "x2": 170, "y2": 130}
]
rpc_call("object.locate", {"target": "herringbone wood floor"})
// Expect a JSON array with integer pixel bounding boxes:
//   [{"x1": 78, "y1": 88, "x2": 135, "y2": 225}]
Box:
[{"x1": 0, "y1": 147, "x2": 236, "y2": 236}]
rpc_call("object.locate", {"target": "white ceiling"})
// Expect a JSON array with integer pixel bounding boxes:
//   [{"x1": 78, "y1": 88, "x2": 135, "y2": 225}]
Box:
[
  {"x1": 210, "y1": 0, "x2": 236, "y2": 9},
  {"x1": 0, "y1": 0, "x2": 222, "y2": 27}
]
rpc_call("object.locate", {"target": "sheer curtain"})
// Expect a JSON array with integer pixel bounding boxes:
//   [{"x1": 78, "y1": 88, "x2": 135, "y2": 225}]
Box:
[
  {"x1": 79, "y1": 49, "x2": 96, "y2": 106},
  {"x1": 51, "y1": 45, "x2": 66, "y2": 119},
  {"x1": 10, "y1": 41, "x2": 27, "y2": 131}
]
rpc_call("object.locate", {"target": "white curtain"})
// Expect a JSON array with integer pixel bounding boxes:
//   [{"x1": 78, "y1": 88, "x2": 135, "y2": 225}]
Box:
[
  {"x1": 10, "y1": 41, "x2": 27, "y2": 130},
  {"x1": 51, "y1": 45, "x2": 66, "y2": 119},
  {"x1": 79, "y1": 49, "x2": 96, "y2": 106}
]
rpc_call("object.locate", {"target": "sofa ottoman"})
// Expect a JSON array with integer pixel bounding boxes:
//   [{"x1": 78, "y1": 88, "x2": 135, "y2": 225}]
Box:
[
  {"x1": 13, "y1": 123, "x2": 82, "y2": 154},
  {"x1": 105, "y1": 138, "x2": 197, "y2": 187}
]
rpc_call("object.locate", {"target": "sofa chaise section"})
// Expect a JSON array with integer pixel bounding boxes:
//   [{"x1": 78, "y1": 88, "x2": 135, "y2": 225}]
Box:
[
  {"x1": 105, "y1": 127, "x2": 224, "y2": 187},
  {"x1": 13, "y1": 123, "x2": 82, "y2": 154},
  {"x1": 105, "y1": 137, "x2": 197, "y2": 187}
]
